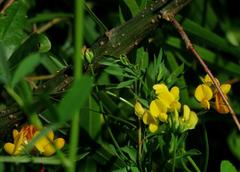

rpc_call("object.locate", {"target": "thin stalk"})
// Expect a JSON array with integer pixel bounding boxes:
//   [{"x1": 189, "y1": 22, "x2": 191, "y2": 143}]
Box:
[
  {"x1": 67, "y1": 0, "x2": 84, "y2": 172},
  {"x1": 138, "y1": 119, "x2": 143, "y2": 172},
  {"x1": 202, "y1": 125, "x2": 209, "y2": 172},
  {"x1": 171, "y1": 136, "x2": 177, "y2": 172},
  {"x1": 106, "y1": 91, "x2": 134, "y2": 108},
  {"x1": 166, "y1": 16, "x2": 240, "y2": 131},
  {"x1": 89, "y1": 63, "x2": 128, "y2": 163},
  {"x1": 187, "y1": 156, "x2": 201, "y2": 172},
  {"x1": 5, "y1": 86, "x2": 42, "y2": 128}
]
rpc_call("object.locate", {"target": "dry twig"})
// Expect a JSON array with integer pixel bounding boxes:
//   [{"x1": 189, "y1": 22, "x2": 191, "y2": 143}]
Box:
[
  {"x1": 163, "y1": 15, "x2": 240, "y2": 131},
  {"x1": 0, "y1": 0, "x2": 15, "y2": 14}
]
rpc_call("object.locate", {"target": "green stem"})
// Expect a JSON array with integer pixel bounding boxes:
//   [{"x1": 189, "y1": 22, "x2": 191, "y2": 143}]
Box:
[
  {"x1": 106, "y1": 91, "x2": 134, "y2": 108},
  {"x1": 5, "y1": 86, "x2": 42, "y2": 128},
  {"x1": 67, "y1": 0, "x2": 84, "y2": 171},
  {"x1": 138, "y1": 119, "x2": 143, "y2": 172},
  {"x1": 187, "y1": 156, "x2": 201, "y2": 172},
  {"x1": 172, "y1": 136, "x2": 177, "y2": 172},
  {"x1": 5, "y1": 86, "x2": 24, "y2": 107},
  {"x1": 202, "y1": 125, "x2": 209, "y2": 172}
]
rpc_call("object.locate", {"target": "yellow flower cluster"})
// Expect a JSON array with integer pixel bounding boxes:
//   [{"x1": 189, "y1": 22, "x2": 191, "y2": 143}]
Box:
[
  {"x1": 135, "y1": 83, "x2": 198, "y2": 133},
  {"x1": 4, "y1": 125, "x2": 65, "y2": 156},
  {"x1": 194, "y1": 74, "x2": 231, "y2": 114}
]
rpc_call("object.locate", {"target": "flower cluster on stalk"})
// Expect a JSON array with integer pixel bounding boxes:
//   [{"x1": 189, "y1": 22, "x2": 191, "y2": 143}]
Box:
[
  {"x1": 135, "y1": 83, "x2": 198, "y2": 133},
  {"x1": 4, "y1": 124, "x2": 65, "y2": 156},
  {"x1": 194, "y1": 74, "x2": 231, "y2": 114}
]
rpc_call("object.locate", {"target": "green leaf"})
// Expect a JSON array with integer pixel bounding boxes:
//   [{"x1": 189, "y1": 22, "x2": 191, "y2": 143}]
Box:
[
  {"x1": 177, "y1": 16, "x2": 240, "y2": 58},
  {"x1": 166, "y1": 64, "x2": 184, "y2": 87},
  {"x1": 80, "y1": 96, "x2": 102, "y2": 139},
  {"x1": 220, "y1": 160, "x2": 237, "y2": 172},
  {"x1": 123, "y1": 0, "x2": 140, "y2": 17},
  {"x1": 136, "y1": 47, "x2": 149, "y2": 69},
  {"x1": 40, "y1": 55, "x2": 65, "y2": 73},
  {"x1": 58, "y1": 75, "x2": 93, "y2": 122},
  {"x1": 8, "y1": 34, "x2": 51, "y2": 70},
  {"x1": 116, "y1": 79, "x2": 135, "y2": 89},
  {"x1": 121, "y1": 146, "x2": 137, "y2": 163},
  {"x1": 166, "y1": 37, "x2": 240, "y2": 76},
  {"x1": 228, "y1": 130, "x2": 240, "y2": 161},
  {"x1": 28, "y1": 12, "x2": 72, "y2": 23},
  {"x1": 0, "y1": 43, "x2": 10, "y2": 84},
  {"x1": 11, "y1": 53, "x2": 41, "y2": 87},
  {"x1": 0, "y1": 0, "x2": 28, "y2": 58}
]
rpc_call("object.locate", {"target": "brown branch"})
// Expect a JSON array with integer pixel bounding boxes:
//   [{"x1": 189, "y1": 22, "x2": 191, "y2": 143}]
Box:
[
  {"x1": 164, "y1": 16, "x2": 240, "y2": 131},
  {"x1": 35, "y1": 18, "x2": 63, "y2": 34},
  {"x1": 0, "y1": 0, "x2": 15, "y2": 14}
]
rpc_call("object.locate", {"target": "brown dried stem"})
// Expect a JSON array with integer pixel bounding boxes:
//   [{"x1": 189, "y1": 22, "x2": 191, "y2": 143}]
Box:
[
  {"x1": 164, "y1": 16, "x2": 240, "y2": 131},
  {"x1": 0, "y1": 0, "x2": 15, "y2": 14}
]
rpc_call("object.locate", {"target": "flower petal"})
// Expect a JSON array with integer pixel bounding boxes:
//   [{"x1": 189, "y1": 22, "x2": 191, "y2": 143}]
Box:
[
  {"x1": 42, "y1": 138, "x2": 65, "y2": 156},
  {"x1": 188, "y1": 111, "x2": 198, "y2": 130},
  {"x1": 134, "y1": 101, "x2": 145, "y2": 118},
  {"x1": 183, "y1": 105, "x2": 190, "y2": 121},
  {"x1": 54, "y1": 138, "x2": 65, "y2": 150},
  {"x1": 153, "y1": 83, "x2": 168, "y2": 94},
  {"x1": 4, "y1": 143, "x2": 15, "y2": 155},
  {"x1": 220, "y1": 84, "x2": 231, "y2": 94},
  {"x1": 170, "y1": 86, "x2": 180, "y2": 100},
  {"x1": 47, "y1": 131, "x2": 54, "y2": 141},
  {"x1": 215, "y1": 94, "x2": 229, "y2": 114},
  {"x1": 34, "y1": 132, "x2": 50, "y2": 153},
  {"x1": 159, "y1": 112, "x2": 168, "y2": 122},
  {"x1": 143, "y1": 111, "x2": 151, "y2": 125},
  {"x1": 42, "y1": 144, "x2": 55, "y2": 156},
  {"x1": 13, "y1": 129, "x2": 19, "y2": 139},
  {"x1": 150, "y1": 99, "x2": 166, "y2": 118},
  {"x1": 149, "y1": 123, "x2": 158, "y2": 133},
  {"x1": 194, "y1": 84, "x2": 213, "y2": 102}
]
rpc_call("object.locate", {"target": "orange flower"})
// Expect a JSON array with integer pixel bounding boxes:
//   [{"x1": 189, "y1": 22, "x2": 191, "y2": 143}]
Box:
[{"x1": 4, "y1": 125, "x2": 65, "y2": 156}]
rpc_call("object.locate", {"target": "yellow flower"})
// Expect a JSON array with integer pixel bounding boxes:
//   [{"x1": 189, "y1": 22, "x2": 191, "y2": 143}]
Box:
[
  {"x1": 179, "y1": 105, "x2": 198, "y2": 132},
  {"x1": 4, "y1": 125, "x2": 65, "y2": 156},
  {"x1": 153, "y1": 84, "x2": 181, "y2": 111},
  {"x1": 194, "y1": 84, "x2": 213, "y2": 109},
  {"x1": 134, "y1": 101, "x2": 145, "y2": 118},
  {"x1": 195, "y1": 74, "x2": 232, "y2": 113},
  {"x1": 149, "y1": 99, "x2": 168, "y2": 122},
  {"x1": 214, "y1": 84, "x2": 231, "y2": 114},
  {"x1": 142, "y1": 111, "x2": 158, "y2": 133}
]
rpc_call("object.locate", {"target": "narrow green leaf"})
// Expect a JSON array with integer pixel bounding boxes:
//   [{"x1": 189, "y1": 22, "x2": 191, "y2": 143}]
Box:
[
  {"x1": 166, "y1": 37, "x2": 240, "y2": 76},
  {"x1": 116, "y1": 79, "x2": 135, "y2": 88},
  {"x1": 28, "y1": 12, "x2": 73, "y2": 23},
  {"x1": 123, "y1": 0, "x2": 140, "y2": 17},
  {"x1": 166, "y1": 64, "x2": 184, "y2": 87},
  {"x1": 136, "y1": 47, "x2": 149, "y2": 69},
  {"x1": 80, "y1": 96, "x2": 101, "y2": 139},
  {"x1": 58, "y1": 75, "x2": 92, "y2": 122},
  {"x1": 11, "y1": 53, "x2": 41, "y2": 87},
  {"x1": 118, "y1": 6, "x2": 126, "y2": 24},
  {"x1": 177, "y1": 16, "x2": 240, "y2": 58},
  {"x1": 220, "y1": 160, "x2": 237, "y2": 172},
  {"x1": 0, "y1": 43, "x2": 10, "y2": 84},
  {"x1": 40, "y1": 55, "x2": 65, "y2": 73}
]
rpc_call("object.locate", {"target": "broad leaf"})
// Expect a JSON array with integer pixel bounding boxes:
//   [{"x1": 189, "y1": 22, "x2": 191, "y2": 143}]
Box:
[{"x1": 58, "y1": 75, "x2": 93, "y2": 122}]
